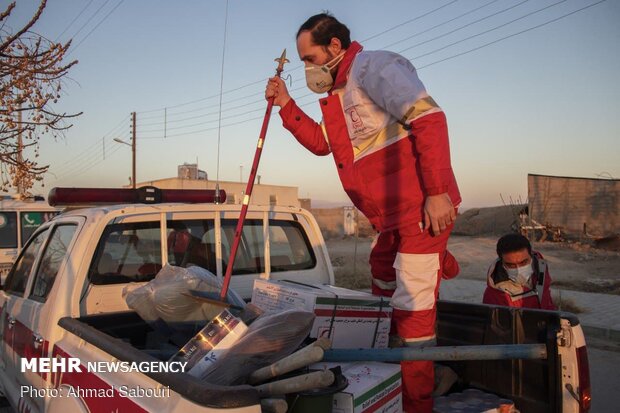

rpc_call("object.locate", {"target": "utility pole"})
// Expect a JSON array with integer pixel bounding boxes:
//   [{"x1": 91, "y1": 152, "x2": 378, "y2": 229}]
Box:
[
  {"x1": 131, "y1": 112, "x2": 136, "y2": 189},
  {"x1": 17, "y1": 109, "x2": 23, "y2": 195}
]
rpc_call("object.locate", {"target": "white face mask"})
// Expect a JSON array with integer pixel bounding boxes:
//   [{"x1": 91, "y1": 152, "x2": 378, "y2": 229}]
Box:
[
  {"x1": 305, "y1": 52, "x2": 345, "y2": 94},
  {"x1": 504, "y1": 263, "x2": 532, "y2": 285}
]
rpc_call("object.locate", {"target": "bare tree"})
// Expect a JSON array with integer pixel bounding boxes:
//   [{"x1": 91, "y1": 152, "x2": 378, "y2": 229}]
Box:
[{"x1": 0, "y1": 0, "x2": 81, "y2": 194}]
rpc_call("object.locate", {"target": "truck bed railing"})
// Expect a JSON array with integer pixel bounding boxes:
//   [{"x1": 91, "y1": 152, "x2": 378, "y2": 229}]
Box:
[{"x1": 323, "y1": 343, "x2": 547, "y2": 362}]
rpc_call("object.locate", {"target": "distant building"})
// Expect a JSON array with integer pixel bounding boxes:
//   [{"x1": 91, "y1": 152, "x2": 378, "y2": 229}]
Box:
[
  {"x1": 131, "y1": 164, "x2": 301, "y2": 207},
  {"x1": 528, "y1": 173, "x2": 619, "y2": 236},
  {"x1": 178, "y1": 163, "x2": 207, "y2": 180},
  {"x1": 299, "y1": 198, "x2": 312, "y2": 210}
]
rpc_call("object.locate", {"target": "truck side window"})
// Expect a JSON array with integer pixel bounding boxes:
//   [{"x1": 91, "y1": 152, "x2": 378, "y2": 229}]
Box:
[
  {"x1": 89, "y1": 221, "x2": 162, "y2": 285},
  {"x1": 21, "y1": 211, "x2": 59, "y2": 247},
  {"x1": 0, "y1": 211, "x2": 18, "y2": 249},
  {"x1": 220, "y1": 219, "x2": 316, "y2": 275},
  {"x1": 3, "y1": 228, "x2": 49, "y2": 295},
  {"x1": 30, "y1": 224, "x2": 78, "y2": 301},
  {"x1": 269, "y1": 221, "x2": 316, "y2": 271}
]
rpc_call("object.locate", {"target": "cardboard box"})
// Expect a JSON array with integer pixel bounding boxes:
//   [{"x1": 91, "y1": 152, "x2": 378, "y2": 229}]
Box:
[
  {"x1": 251, "y1": 279, "x2": 392, "y2": 349},
  {"x1": 312, "y1": 361, "x2": 402, "y2": 413},
  {"x1": 169, "y1": 309, "x2": 247, "y2": 378}
]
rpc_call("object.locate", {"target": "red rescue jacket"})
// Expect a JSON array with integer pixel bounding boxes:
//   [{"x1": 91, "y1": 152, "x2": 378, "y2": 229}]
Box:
[{"x1": 279, "y1": 42, "x2": 460, "y2": 232}]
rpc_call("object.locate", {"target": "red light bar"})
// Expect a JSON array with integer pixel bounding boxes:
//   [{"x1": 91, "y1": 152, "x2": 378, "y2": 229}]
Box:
[{"x1": 48, "y1": 186, "x2": 226, "y2": 206}]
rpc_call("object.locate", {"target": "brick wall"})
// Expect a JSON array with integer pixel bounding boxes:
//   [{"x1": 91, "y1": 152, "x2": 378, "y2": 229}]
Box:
[{"x1": 528, "y1": 174, "x2": 619, "y2": 236}]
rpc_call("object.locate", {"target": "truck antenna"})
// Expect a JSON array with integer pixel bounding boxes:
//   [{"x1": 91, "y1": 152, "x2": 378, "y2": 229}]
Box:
[{"x1": 214, "y1": 0, "x2": 230, "y2": 204}]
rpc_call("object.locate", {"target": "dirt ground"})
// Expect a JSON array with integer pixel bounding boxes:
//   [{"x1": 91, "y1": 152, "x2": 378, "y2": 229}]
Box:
[{"x1": 327, "y1": 235, "x2": 620, "y2": 295}]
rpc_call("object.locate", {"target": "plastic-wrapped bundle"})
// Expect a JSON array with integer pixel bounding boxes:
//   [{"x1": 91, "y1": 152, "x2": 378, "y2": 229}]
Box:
[
  {"x1": 123, "y1": 264, "x2": 245, "y2": 341},
  {"x1": 434, "y1": 389, "x2": 508, "y2": 413},
  {"x1": 201, "y1": 310, "x2": 315, "y2": 385}
]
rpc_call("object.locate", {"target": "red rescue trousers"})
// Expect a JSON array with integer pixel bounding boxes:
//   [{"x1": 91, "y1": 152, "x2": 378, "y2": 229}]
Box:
[{"x1": 369, "y1": 222, "x2": 456, "y2": 413}]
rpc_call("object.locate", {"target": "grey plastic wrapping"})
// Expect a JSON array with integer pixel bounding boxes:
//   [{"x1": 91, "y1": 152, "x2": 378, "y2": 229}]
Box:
[
  {"x1": 123, "y1": 264, "x2": 245, "y2": 339},
  {"x1": 201, "y1": 310, "x2": 315, "y2": 385}
]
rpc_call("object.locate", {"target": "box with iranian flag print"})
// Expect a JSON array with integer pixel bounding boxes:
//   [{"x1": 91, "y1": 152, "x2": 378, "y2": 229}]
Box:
[
  {"x1": 311, "y1": 361, "x2": 402, "y2": 413},
  {"x1": 251, "y1": 279, "x2": 392, "y2": 349}
]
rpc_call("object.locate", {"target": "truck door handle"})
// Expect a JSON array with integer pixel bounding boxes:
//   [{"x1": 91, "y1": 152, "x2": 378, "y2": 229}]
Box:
[
  {"x1": 33, "y1": 334, "x2": 44, "y2": 346},
  {"x1": 565, "y1": 383, "x2": 580, "y2": 402},
  {"x1": 7, "y1": 317, "x2": 15, "y2": 328}
]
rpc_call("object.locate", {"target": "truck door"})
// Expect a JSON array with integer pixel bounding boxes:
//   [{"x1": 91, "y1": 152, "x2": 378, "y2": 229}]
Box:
[
  {"x1": 0, "y1": 227, "x2": 50, "y2": 409},
  {"x1": 14, "y1": 222, "x2": 80, "y2": 412},
  {"x1": 0, "y1": 211, "x2": 19, "y2": 283}
]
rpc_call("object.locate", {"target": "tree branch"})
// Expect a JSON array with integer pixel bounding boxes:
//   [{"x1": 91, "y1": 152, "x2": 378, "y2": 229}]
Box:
[{"x1": 0, "y1": 0, "x2": 46, "y2": 52}]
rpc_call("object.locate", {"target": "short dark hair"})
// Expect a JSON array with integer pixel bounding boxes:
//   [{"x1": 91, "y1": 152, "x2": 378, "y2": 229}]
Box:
[
  {"x1": 496, "y1": 233, "x2": 532, "y2": 257},
  {"x1": 297, "y1": 13, "x2": 351, "y2": 49}
]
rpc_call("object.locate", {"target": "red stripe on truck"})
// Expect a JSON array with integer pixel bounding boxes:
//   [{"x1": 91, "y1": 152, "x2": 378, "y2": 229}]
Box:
[
  {"x1": 8, "y1": 316, "x2": 50, "y2": 381},
  {"x1": 52, "y1": 346, "x2": 148, "y2": 413}
]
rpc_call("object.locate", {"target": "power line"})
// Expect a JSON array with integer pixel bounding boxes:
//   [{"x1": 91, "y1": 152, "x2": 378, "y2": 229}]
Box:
[
  {"x1": 51, "y1": 115, "x2": 131, "y2": 176},
  {"x1": 52, "y1": 130, "x2": 131, "y2": 178},
  {"x1": 137, "y1": 96, "x2": 266, "y2": 128},
  {"x1": 382, "y1": 0, "x2": 505, "y2": 50},
  {"x1": 68, "y1": 0, "x2": 112, "y2": 40},
  {"x1": 138, "y1": 93, "x2": 325, "y2": 140},
  {"x1": 136, "y1": 78, "x2": 268, "y2": 115},
  {"x1": 136, "y1": 81, "x2": 313, "y2": 128},
  {"x1": 69, "y1": 0, "x2": 125, "y2": 55},
  {"x1": 55, "y1": 144, "x2": 125, "y2": 181},
  {"x1": 136, "y1": 91, "x2": 318, "y2": 134},
  {"x1": 52, "y1": 114, "x2": 130, "y2": 170},
  {"x1": 139, "y1": 106, "x2": 266, "y2": 134},
  {"x1": 53, "y1": 130, "x2": 131, "y2": 180},
  {"x1": 140, "y1": 114, "x2": 268, "y2": 139},
  {"x1": 138, "y1": 92, "x2": 266, "y2": 122},
  {"x1": 403, "y1": 0, "x2": 569, "y2": 59},
  {"x1": 360, "y1": 0, "x2": 460, "y2": 43},
  {"x1": 55, "y1": 0, "x2": 95, "y2": 42},
  {"x1": 137, "y1": 92, "x2": 318, "y2": 135},
  {"x1": 417, "y1": 0, "x2": 606, "y2": 69}
]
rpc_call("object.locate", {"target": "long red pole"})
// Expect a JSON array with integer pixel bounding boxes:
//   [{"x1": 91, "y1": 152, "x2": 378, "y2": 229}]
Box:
[{"x1": 219, "y1": 50, "x2": 289, "y2": 300}]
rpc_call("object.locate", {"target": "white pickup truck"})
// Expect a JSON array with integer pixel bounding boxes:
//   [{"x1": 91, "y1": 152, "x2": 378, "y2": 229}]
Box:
[{"x1": 0, "y1": 189, "x2": 590, "y2": 413}]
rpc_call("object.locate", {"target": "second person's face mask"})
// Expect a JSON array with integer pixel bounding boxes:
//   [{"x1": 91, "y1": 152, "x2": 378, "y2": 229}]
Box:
[
  {"x1": 305, "y1": 52, "x2": 345, "y2": 93},
  {"x1": 505, "y1": 263, "x2": 532, "y2": 285}
]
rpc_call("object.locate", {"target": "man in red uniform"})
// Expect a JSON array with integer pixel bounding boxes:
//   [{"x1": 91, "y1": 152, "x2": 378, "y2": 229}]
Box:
[
  {"x1": 483, "y1": 233, "x2": 556, "y2": 310},
  {"x1": 266, "y1": 13, "x2": 460, "y2": 412}
]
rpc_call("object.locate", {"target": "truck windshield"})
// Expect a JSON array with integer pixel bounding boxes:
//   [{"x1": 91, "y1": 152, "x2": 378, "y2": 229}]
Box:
[{"x1": 0, "y1": 211, "x2": 18, "y2": 249}]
